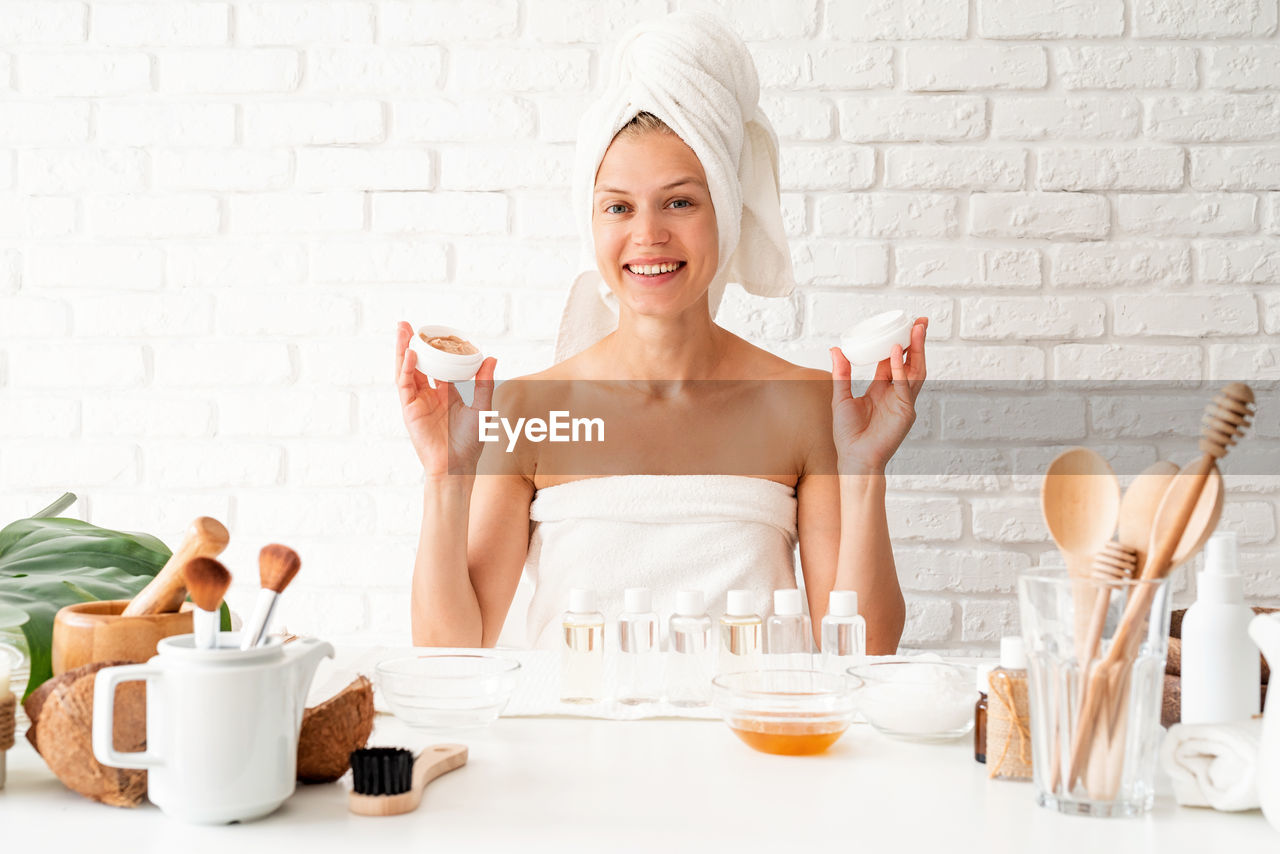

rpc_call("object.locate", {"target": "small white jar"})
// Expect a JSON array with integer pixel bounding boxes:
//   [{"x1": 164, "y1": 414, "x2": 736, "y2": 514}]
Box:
[
  {"x1": 408, "y1": 324, "x2": 485, "y2": 383},
  {"x1": 840, "y1": 310, "x2": 913, "y2": 366}
]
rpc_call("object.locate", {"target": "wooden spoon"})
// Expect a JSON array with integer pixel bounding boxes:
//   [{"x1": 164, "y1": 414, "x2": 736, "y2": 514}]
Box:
[
  {"x1": 1117, "y1": 461, "x2": 1180, "y2": 576},
  {"x1": 1041, "y1": 448, "x2": 1121, "y2": 580},
  {"x1": 1146, "y1": 460, "x2": 1225, "y2": 577}
]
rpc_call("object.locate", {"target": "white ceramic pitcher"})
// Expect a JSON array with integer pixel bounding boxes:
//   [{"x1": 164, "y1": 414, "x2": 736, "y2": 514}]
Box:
[
  {"x1": 1250, "y1": 613, "x2": 1280, "y2": 832},
  {"x1": 92, "y1": 632, "x2": 333, "y2": 824}
]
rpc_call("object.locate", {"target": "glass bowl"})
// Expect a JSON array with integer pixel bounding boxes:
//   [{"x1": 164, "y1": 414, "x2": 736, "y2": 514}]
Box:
[
  {"x1": 711, "y1": 669, "x2": 856, "y2": 755},
  {"x1": 376, "y1": 653, "x2": 521, "y2": 729},
  {"x1": 847, "y1": 660, "x2": 976, "y2": 742}
]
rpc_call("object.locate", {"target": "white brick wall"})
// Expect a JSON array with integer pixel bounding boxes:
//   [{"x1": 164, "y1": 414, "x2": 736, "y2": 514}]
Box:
[{"x1": 1, "y1": 0, "x2": 1277, "y2": 652}]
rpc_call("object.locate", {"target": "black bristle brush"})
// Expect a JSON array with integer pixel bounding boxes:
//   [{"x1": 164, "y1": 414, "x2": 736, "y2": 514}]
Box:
[{"x1": 348, "y1": 744, "x2": 468, "y2": 816}]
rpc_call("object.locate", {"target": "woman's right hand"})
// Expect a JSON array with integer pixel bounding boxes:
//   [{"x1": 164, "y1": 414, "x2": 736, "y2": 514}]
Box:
[{"x1": 396, "y1": 321, "x2": 497, "y2": 477}]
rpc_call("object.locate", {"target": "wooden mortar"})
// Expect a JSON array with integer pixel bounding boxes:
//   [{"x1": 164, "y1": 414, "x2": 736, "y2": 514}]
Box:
[{"x1": 52, "y1": 600, "x2": 194, "y2": 676}]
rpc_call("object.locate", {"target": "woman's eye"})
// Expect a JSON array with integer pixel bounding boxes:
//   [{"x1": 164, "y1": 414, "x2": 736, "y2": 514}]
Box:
[
  {"x1": 606, "y1": 203, "x2": 628, "y2": 214},
  {"x1": 670, "y1": 199, "x2": 691, "y2": 209}
]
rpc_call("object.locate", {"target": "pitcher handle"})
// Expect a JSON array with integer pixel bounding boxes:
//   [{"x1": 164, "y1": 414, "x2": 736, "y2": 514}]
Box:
[{"x1": 93, "y1": 663, "x2": 163, "y2": 770}]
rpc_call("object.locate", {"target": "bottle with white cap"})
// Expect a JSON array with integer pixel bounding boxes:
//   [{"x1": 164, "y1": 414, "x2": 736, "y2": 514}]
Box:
[
  {"x1": 616, "y1": 587, "x2": 660, "y2": 705},
  {"x1": 820, "y1": 590, "x2": 866, "y2": 673},
  {"x1": 987, "y1": 636, "x2": 1032, "y2": 780},
  {"x1": 718, "y1": 589, "x2": 762, "y2": 675},
  {"x1": 667, "y1": 590, "x2": 713, "y2": 707},
  {"x1": 560, "y1": 588, "x2": 605, "y2": 704},
  {"x1": 766, "y1": 588, "x2": 813, "y2": 669},
  {"x1": 1181, "y1": 531, "x2": 1261, "y2": 724}
]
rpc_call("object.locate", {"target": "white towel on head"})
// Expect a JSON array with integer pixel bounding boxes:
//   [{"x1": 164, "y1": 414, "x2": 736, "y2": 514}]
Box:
[
  {"x1": 554, "y1": 11, "x2": 795, "y2": 362},
  {"x1": 1160, "y1": 718, "x2": 1263, "y2": 811},
  {"x1": 521, "y1": 474, "x2": 799, "y2": 651}
]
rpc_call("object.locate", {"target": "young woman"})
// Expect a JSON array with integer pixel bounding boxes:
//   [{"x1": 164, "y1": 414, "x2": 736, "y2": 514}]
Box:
[{"x1": 395, "y1": 15, "x2": 926, "y2": 655}]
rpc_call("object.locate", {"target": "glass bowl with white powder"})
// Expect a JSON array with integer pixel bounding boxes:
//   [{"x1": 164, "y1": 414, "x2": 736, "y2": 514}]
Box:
[{"x1": 847, "y1": 660, "x2": 976, "y2": 742}]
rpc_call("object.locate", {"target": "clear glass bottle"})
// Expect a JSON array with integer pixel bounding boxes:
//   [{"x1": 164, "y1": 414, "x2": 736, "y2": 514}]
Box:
[
  {"x1": 666, "y1": 590, "x2": 712, "y2": 707},
  {"x1": 560, "y1": 588, "x2": 604, "y2": 704},
  {"x1": 765, "y1": 588, "x2": 812, "y2": 669},
  {"x1": 718, "y1": 589, "x2": 762, "y2": 675},
  {"x1": 616, "y1": 587, "x2": 660, "y2": 705},
  {"x1": 820, "y1": 589, "x2": 867, "y2": 673}
]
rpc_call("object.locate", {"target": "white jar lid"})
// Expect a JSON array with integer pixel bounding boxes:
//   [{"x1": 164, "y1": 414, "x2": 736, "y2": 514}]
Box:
[{"x1": 840, "y1": 309, "x2": 913, "y2": 367}]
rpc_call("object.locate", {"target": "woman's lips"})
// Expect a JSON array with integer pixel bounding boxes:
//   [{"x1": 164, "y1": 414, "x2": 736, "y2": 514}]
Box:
[{"x1": 623, "y1": 261, "x2": 685, "y2": 285}]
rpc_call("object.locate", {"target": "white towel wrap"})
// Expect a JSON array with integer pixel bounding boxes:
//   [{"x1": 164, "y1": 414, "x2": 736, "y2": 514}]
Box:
[
  {"x1": 554, "y1": 11, "x2": 796, "y2": 362},
  {"x1": 1161, "y1": 718, "x2": 1263, "y2": 811},
  {"x1": 522, "y1": 474, "x2": 799, "y2": 650}
]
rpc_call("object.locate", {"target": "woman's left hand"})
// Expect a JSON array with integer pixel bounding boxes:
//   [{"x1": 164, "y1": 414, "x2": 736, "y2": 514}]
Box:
[{"x1": 829, "y1": 317, "x2": 928, "y2": 475}]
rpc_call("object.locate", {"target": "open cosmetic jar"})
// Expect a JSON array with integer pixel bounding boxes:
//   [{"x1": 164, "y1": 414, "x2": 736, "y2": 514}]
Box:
[
  {"x1": 847, "y1": 660, "x2": 976, "y2": 742},
  {"x1": 711, "y1": 669, "x2": 857, "y2": 756},
  {"x1": 840, "y1": 309, "x2": 913, "y2": 367},
  {"x1": 407, "y1": 324, "x2": 485, "y2": 383},
  {"x1": 376, "y1": 653, "x2": 521, "y2": 729}
]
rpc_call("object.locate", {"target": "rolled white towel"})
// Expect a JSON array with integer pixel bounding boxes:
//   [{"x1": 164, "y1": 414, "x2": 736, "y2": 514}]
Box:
[{"x1": 1161, "y1": 718, "x2": 1263, "y2": 811}]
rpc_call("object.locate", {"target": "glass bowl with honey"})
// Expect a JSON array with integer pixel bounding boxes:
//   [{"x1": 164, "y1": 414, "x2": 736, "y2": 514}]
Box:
[{"x1": 711, "y1": 669, "x2": 857, "y2": 756}]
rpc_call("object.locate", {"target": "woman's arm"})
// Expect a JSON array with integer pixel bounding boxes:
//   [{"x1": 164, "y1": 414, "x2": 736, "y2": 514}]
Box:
[
  {"x1": 411, "y1": 471, "x2": 533, "y2": 647},
  {"x1": 397, "y1": 322, "x2": 532, "y2": 647},
  {"x1": 797, "y1": 317, "x2": 927, "y2": 653},
  {"x1": 796, "y1": 469, "x2": 904, "y2": 655}
]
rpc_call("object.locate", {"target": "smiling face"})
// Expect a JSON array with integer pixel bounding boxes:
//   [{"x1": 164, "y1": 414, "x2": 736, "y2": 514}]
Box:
[{"x1": 591, "y1": 128, "x2": 718, "y2": 319}]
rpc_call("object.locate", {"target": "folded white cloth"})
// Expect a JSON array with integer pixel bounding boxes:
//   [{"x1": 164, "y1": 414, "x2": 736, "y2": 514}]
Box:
[
  {"x1": 1161, "y1": 718, "x2": 1263, "y2": 811},
  {"x1": 555, "y1": 11, "x2": 795, "y2": 362},
  {"x1": 523, "y1": 474, "x2": 799, "y2": 650}
]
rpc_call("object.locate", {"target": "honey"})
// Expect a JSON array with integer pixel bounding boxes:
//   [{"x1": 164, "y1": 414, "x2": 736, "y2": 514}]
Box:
[{"x1": 728, "y1": 716, "x2": 848, "y2": 756}]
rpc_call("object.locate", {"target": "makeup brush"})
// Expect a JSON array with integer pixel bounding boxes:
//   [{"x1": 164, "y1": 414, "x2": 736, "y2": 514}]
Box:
[
  {"x1": 182, "y1": 557, "x2": 232, "y2": 651},
  {"x1": 240, "y1": 544, "x2": 301, "y2": 650}
]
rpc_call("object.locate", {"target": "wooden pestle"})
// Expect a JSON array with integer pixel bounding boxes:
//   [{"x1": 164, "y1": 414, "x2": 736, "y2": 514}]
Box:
[
  {"x1": 121, "y1": 517, "x2": 230, "y2": 616},
  {"x1": 1064, "y1": 383, "x2": 1253, "y2": 796}
]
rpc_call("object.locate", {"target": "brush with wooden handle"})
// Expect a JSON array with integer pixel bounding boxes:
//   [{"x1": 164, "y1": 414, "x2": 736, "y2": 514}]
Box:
[
  {"x1": 348, "y1": 745, "x2": 468, "y2": 816},
  {"x1": 123, "y1": 517, "x2": 230, "y2": 616},
  {"x1": 1065, "y1": 382, "x2": 1254, "y2": 796},
  {"x1": 182, "y1": 557, "x2": 232, "y2": 650},
  {"x1": 240, "y1": 544, "x2": 301, "y2": 650}
]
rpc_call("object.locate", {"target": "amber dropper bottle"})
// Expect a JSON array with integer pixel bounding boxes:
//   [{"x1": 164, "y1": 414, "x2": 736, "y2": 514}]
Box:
[{"x1": 975, "y1": 665, "x2": 993, "y2": 764}]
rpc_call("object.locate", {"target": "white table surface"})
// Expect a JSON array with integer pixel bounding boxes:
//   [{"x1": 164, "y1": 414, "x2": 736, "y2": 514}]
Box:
[{"x1": 3, "y1": 707, "x2": 1273, "y2": 852}]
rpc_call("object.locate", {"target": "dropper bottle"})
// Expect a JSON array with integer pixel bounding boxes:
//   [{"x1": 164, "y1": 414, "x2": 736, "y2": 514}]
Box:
[
  {"x1": 616, "y1": 587, "x2": 660, "y2": 705},
  {"x1": 766, "y1": 588, "x2": 812, "y2": 669},
  {"x1": 667, "y1": 590, "x2": 713, "y2": 707},
  {"x1": 560, "y1": 588, "x2": 604, "y2": 704},
  {"x1": 718, "y1": 589, "x2": 762, "y2": 675},
  {"x1": 820, "y1": 590, "x2": 867, "y2": 673}
]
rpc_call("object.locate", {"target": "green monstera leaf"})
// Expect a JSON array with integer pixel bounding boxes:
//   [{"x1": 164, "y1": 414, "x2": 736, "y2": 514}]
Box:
[{"x1": 0, "y1": 511, "x2": 172, "y2": 698}]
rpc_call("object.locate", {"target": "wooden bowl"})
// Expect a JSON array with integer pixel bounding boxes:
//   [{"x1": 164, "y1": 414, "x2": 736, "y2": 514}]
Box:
[{"x1": 52, "y1": 600, "x2": 194, "y2": 676}]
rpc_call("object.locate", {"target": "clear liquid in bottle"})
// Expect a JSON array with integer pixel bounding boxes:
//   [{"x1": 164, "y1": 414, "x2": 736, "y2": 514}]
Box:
[
  {"x1": 616, "y1": 587, "x2": 661, "y2": 705},
  {"x1": 667, "y1": 590, "x2": 713, "y2": 707},
  {"x1": 560, "y1": 588, "x2": 604, "y2": 704},
  {"x1": 718, "y1": 589, "x2": 762, "y2": 675},
  {"x1": 820, "y1": 590, "x2": 866, "y2": 674},
  {"x1": 766, "y1": 588, "x2": 813, "y2": 670}
]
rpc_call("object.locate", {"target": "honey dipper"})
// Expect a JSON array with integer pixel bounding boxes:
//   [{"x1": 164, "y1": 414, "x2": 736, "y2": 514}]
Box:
[{"x1": 1066, "y1": 383, "x2": 1254, "y2": 795}]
